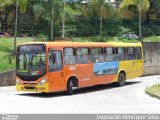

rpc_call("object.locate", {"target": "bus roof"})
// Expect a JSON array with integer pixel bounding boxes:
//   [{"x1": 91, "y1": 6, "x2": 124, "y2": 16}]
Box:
[{"x1": 18, "y1": 41, "x2": 142, "y2": 48}]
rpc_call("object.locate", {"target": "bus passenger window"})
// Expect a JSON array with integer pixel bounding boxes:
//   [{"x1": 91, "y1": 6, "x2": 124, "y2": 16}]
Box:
[
  {"x1": 48, "y1": 50, "x2": 63, "y2": 72},
  {"x1": 90, "y1": 48, "x2": 104, "y2": 63},
  {"x1": 76, "y1": 48, "x2": 90, "y2": 64},
  {"x1": 116, "y1": 47, "x2": 126, "y2": 61},
  {"x1": 136, "y1": 47, "x2": 142, "y2": 60},
  {"x1": 64, "y1": 48, "x2": 76, "y2": 65},
  {"x1": 127, "y1": 47, "x2": 136, "y2": 60},
  {"x1": 105, "y1": 47, "x2": 116, "y2": 62}
]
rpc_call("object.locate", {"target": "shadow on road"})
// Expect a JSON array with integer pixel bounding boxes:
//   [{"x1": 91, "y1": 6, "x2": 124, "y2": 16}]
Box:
[{"x1": 16, "y1": 81, "x2": 141, "y2": 98}]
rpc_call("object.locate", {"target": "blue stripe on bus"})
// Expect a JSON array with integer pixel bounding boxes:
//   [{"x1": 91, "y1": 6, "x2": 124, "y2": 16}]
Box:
[{"x1": 94, "y1": 61, "x2": 119, "y2": 76}]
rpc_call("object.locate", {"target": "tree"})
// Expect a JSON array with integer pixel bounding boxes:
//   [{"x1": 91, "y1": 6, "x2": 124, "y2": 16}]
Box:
[
  {"x1": 0, "y1": 0, "x2": 28, "y2": 51},
  {"x1": 152, "y1": 0, "x2": 160, "y2": 23},
  {"x1": 0, "y1": 0, "x2": 28, "y2": 32},
  {"x1": 61, "y1": 0, "x2": 81, "y2": 38},
  {"x1": 120, "y1": 0, "x2": 150, "y2": 40},
  {"x1": 0, "y1": 0, "x2": 13, "y2": 32},
  {"x1": 83, "y1": 0, "x2": 114, "y2": 40},
  {"x1": 32, "y1": 0, "x2": 79, "y2": 39},
  {"x1": 14, "y1": 0, "x2": 28, "y2": 51}
]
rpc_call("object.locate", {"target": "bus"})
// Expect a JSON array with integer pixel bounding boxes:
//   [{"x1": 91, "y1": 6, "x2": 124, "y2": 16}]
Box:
[{"x1": 16, "y1": 42, "x2": 144, "y2": 94}]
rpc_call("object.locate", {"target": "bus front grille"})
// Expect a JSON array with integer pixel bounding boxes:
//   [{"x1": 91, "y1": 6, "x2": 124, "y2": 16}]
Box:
[{"x1": 24, "y1": 86, "x2": 35, "y2": 90}]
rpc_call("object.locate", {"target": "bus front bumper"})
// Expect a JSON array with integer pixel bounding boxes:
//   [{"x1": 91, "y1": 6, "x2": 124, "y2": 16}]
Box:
[{"x1": 16, "y1": 83, "x2": 49, "y2": 93}]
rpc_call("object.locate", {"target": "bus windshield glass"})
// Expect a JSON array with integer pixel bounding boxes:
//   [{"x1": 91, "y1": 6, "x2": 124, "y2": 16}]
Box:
[{"x1": 16, "y1": 44, "x2": 46, "y2": 76}]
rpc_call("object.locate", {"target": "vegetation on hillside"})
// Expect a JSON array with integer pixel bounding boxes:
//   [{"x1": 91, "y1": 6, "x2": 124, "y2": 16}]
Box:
[
  {"x1": 0, "y1": 37, "x2": 34, "y2": 72},
  {"x1": 0, "y1": 0, "x2": 160, "y2": 39},
  {"x1": 1, "y1": 0, "x2": 160, "y2": 72}
]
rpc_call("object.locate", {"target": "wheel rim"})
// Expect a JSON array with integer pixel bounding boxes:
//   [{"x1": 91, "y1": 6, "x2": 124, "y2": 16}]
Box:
[
  {"x1": 119, "y1": 76, "x2": 124, "y2": 83},
  {"x1": 119, "y1": 73, "x2": 125, "y2": 86},
  {"x1": 70, "y1": 81, "x2": 73, "y2": 89}
]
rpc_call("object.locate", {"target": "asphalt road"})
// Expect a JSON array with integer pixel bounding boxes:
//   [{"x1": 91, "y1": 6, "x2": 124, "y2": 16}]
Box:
[{"x1": 0, "y1": 75, "x2": 160, "y2": 114}]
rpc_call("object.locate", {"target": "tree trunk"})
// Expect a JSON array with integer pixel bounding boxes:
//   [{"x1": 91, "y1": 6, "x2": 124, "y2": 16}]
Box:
[
  {"x1": 62, "y1": 18, "x2": 65, "y2": 39},
  {"x1": 157, "y1": 13, "x2": 160, "y2": 25},
  {"x1": 146, "y1": 1, "x2": 152, "y2": 24},
  {"x1": 1, "y1": 9, "x2": 8, "y2": 32},
  {"x1": 14, "y1": 0, "x2": 18, "y2": 51},
  {"x1": 139, "y1": 7, "x2": 142, "y2": 41},
  {"x1": 100, "y1": 7, "x2": 103, "y2": 40},
  {"x1": 146, "y1": 11, "x2": 150, "y2": 24},
  {"x1": 51, "y1": 8, "x2": 54, "y2": 40},
  {"x1": 62, "y1": 1, "x2": 66, "y2": 39}
]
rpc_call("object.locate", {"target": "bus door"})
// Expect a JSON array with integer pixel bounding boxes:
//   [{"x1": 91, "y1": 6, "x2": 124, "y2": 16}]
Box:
[
  {"x1": 48, "y1": 50, "x2": 64, "y2": 91},
  {"x1": 76, "y1": 48, "x2": 92, "y2": 87},
  {"x1": 126, "y1": 47, "x2": 137, "y2": 79}
]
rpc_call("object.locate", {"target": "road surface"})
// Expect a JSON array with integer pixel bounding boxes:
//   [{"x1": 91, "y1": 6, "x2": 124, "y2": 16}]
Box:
[{"x1": 0, "y1": 75, "x2": 160, "y2": 114}]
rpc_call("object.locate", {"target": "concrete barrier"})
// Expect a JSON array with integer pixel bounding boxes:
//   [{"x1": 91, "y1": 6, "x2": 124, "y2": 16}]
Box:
[
  {"x1": 142, "y1": 42, "x2": 160, "y2": 75},
  {"x1": 0, "y1": 70, "x2": 16, "y2": 86}
]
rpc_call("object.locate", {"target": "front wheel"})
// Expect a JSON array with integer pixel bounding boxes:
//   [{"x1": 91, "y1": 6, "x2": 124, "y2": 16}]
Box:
[
  {"x1": 117, "y1": 72, "x2": 126, "y2": 87},
  {"x1": 67, "y1": 80, "x2": 74, "y2": 95}
]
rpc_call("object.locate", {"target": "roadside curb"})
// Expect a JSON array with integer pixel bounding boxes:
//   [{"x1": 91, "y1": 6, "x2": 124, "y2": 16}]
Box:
[{"x1": 145, "y1": 86, "x2": 160, "y2": 100}]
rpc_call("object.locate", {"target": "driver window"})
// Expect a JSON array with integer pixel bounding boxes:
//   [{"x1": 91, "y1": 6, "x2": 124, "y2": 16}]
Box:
[{"x1": 48, "y1": 50, "x2": 63, "y2": 72}]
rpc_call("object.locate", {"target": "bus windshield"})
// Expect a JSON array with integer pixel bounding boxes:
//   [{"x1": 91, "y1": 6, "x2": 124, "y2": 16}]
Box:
[{"x1": 16, "y1": 44, "x2": 46, "y2": 77}]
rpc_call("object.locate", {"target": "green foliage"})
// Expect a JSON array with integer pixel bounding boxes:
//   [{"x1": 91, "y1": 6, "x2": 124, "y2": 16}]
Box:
[
  {"x1": 143, "y1": 36, "x2": 160, "y2": 42},
  {"x1": 120, "y1": 0, "x2": 150, "y2": 12},
  {"x1": 0, "y1": 37, "x2": 34, "y2": 72},
  {"x1": 152, "y1": 0, "x2": 160, "y2": 13},
  {"x1": 0, "y1": 0, "x2": 13, "y2": 10},
  {"x1": 142, "y1": 24, "x2": 160, "y2": 37},
  {"x1": 1, "y1": 0, "x2": 160, "y2": 40},
  {"x1": 0, "y1": 56, "x2": 15, "y2": 72},
  {"x1": 145, "y1": 84, "x2": 160, "y2": 99}
]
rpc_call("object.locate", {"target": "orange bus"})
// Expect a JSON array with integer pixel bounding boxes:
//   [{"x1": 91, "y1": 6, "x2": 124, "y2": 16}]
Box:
[{"x1": 16, "y1": 42, "x2": 144, "y2": 94}]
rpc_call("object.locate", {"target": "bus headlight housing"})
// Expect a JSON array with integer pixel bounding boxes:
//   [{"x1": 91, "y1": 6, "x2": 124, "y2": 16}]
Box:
[
  {"x1": 38, "y1": 77, "x2": 47, "y2": 86},
  {"x1": 16, "y1": 79, "x2": 22, "y2": 85}
]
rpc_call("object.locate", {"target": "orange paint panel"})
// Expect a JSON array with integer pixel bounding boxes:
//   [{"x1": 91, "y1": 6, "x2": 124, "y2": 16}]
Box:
[{"x1": 103, "y1": 74, "x2": 117, "y2": 84}]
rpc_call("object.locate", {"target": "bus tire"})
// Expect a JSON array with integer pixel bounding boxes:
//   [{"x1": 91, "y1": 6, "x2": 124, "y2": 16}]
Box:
[
  {"x1": 117, "y1": 72, "x2": 126, "y2": 87},
  {"x1": 41, "y1": 92, "x2": 48, "y2": 95},
  {"x1": 67, "y1": 80, "x2": 74, "y2": 95}
]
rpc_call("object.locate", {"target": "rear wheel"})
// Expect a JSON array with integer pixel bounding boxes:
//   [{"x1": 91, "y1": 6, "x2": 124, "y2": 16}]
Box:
[
  {"x1": 67, "y1": 80, "x2": 74, "y2": 95},
  {"x1": 41, "y1": 92, "x2": 48, "y2": 95},
  {"x1": 117, "y1": 72, "x2": 126, "y2": 87}
]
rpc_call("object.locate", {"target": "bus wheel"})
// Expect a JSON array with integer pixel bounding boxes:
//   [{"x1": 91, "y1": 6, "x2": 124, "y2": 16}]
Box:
[
  {"x1": 118, "y1": 72, "x2": 126, "y2": 87},
  {"x1": 67, "y1": 80, "x2": 74, "y2": 95}
]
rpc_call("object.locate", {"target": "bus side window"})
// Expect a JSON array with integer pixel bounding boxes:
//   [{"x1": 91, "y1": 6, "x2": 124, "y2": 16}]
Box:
[
  {"x1": 76, "y1": 48, "x2": 90, "y2": 64},
  {"x1": 90, "y1": 48, "x2": 104, "y2": 63},
  {"x1": 116, "y1": 47, "x2": 126, "y2": 61},
  {"x1": 127, "y1": 47, "x2": 136, "y2": 60},
  {"x1": 64, "y1": 48, "x2": 76, "y2": 65},
  {"x1": 105, "y1": 47, "x2": 116, "y2": 62},
  {"x1": 48, "y1": 50, "x2": 63, "y2": 72},
  {"x1": 136, "y1": 47, "x2": 142, "y2": 60}
]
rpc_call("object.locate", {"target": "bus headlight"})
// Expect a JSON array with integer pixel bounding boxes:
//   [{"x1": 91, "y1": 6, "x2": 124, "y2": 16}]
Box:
[
  {"x1": 38, "y1": 77, "x2": 47, "y2": 86},
  {"x1": 16, "y1": 79, "x2": 22, "y2": 85}
]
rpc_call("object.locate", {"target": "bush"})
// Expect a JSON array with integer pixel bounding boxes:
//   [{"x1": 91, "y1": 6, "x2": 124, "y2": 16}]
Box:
[
  {"x1": 0, "y1": 56, "x2": 15, "y2": 72},
  {"x1": 17, "y1": 15, "x2": 160, "y2": 39}
]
